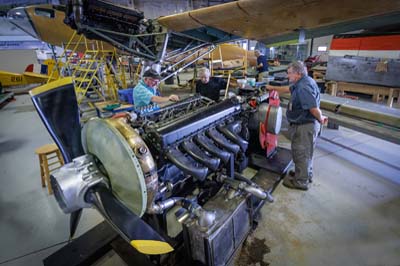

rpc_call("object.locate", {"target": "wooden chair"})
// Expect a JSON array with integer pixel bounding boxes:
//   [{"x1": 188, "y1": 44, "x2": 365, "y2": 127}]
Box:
[{"x1": 35, "y1": 143, "x2": 64, "y2": 195}]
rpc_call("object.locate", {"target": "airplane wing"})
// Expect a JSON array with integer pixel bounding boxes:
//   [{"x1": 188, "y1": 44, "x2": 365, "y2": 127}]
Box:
[
  {"x1": 10, "y1": 1, "x2": 400, "y2": 62},
  {"x1": 23, "y1": 71, "x2": 54, "y2": 83},
  {"x1": 8, "y1": 4, "x2": 114, "y2": 53},
  {"x1": 158, "y1": 0, "x2": 400, "y2": 45}
]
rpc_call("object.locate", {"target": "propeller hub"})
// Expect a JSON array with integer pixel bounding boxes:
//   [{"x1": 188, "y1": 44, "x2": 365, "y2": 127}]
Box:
[{"x1": 51, "y1": 154, "x2": 106, "y2": 213}]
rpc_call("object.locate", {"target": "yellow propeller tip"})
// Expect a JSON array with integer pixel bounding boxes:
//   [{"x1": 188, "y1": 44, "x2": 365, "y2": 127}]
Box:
[{"x1": 130, "y1": 240, "x2": 174, "y2": 255}]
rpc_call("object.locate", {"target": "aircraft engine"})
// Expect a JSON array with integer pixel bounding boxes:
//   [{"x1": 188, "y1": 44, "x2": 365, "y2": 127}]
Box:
[{"x1": 31, "y1": 80, "x2": 279, "y2": 264}]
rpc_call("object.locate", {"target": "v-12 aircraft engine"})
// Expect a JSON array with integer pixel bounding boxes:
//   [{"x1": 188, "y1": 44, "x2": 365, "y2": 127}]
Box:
[{"x1": 30, "y1": 80, "x2": 282, "y2": 266}]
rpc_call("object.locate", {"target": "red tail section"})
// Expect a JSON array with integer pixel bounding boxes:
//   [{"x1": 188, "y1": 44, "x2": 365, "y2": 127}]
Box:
[{"x1": 25, "y1": 64, "x2": 34, "y2": 72}]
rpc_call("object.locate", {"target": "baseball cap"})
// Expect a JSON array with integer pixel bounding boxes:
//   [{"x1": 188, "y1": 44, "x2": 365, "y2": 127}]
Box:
[{"x1": 143, "y1": 69, "x2": 161, "y2": 79}]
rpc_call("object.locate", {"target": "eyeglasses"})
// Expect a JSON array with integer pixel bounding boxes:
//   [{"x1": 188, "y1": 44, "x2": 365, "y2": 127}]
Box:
[{"x1": 148, "y1": 77, "x2": 160, "y2": 83}]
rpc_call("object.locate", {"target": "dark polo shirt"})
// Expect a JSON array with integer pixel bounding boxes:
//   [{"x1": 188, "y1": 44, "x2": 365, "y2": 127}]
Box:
[
  {"x1": 196, "y1": 77, "x2": 227, "y2": 102},
  {"x1": 287, "y1": 75, "x2": 320, "y2": 124}
]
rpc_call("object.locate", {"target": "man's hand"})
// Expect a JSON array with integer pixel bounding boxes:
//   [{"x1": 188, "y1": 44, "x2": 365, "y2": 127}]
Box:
[
  {"x1": 310, "y1": 108, "x2": 327, "y2": 125},
  {"x1": 319, "y1": 115, "x2": 328, "y2": 126},
  {"x1": 265, "y1": 85, "x2": 290, "y2": 94},
  {"x1": 169, "y1": 94, "x2": 179, "y2": 102},
  {"x1": 266, "y1": 85, "x2": 274, "y2": 91}
]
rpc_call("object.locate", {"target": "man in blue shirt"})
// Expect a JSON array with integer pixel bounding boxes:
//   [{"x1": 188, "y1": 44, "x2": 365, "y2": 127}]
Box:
[
  {"x1": 133, "y1": 69, "x2": 179, "y2": 109},
  {"x1": 267, "y1": 61, "x2": 327, "y2": 191},
  {"x1": 255, "y1": 50, "x2": 268, "y2": 82}
]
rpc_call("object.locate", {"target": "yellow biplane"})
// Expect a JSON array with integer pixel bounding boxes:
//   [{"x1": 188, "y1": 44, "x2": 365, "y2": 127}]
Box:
[
  {"x1": 0, "y1": 59, "x2": 59, "y2": 88},
  {"x1": 0, "y1": 70, "x2": 48, "y2": 87}
]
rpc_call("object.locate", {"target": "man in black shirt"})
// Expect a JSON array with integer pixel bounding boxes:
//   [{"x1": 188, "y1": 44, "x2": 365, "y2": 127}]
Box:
[{"x1": 196, "y1": 68, "x2": 227, "y2": 102}]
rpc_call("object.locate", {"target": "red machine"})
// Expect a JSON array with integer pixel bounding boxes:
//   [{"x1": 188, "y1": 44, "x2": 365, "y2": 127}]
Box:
[
  {"x1": 259, "y1": 90, "x2": 280, "y2": 158},
  {"x1": 247, "y1": 88, "x2": 290, "y2": 174}
]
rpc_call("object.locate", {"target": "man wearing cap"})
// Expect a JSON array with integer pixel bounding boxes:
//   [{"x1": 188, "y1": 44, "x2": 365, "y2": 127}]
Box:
[{"x1": 133, "y1": 69, "x2": 179, "y2": 108}]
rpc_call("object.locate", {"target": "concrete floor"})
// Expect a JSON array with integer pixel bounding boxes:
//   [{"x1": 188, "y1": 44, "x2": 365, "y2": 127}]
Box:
[
  {"x1": 240, "y1": 127, "x2": 400, "y2": 266},
  {"x1": 0, "y1": 95, "x2": 104, "y2": 266},
  {"x1": 0, "y1": 94, "x2": 399, "y2": 266}
]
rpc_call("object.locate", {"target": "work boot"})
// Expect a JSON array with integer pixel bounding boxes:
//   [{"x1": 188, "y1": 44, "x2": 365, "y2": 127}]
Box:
[
  {"x1": 308, "y1": 173, "x2": 313, "y2": 183},
  {"x1": 282, "y1": 177, "x2": 309, "y2": 191},
  {"x1": 288, "y1": 170, "x2": 312, "y2": 184},
  {"x1": 288, "y1": 170, "x2": 295, "y2": 177}
]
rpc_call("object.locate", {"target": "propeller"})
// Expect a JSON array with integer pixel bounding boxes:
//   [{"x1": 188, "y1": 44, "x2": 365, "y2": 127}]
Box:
[
  {"x1": 30, "y1": 78, "x2": 173, "y2": 255},
  {"x1": 86, "y1": 185, "x2": 174, "y2": 255},
  {"x1": 69, "y1": 209, "x2": 83, "y2": 240},
  {"x1": 30, "y1": 78, "x2": 86, "y2": 241}
]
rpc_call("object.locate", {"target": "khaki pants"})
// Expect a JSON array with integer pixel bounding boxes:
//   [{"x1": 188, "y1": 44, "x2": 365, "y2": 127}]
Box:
[{"x1": 289, "y1": 121, "x2": 320, "y2": 183}]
